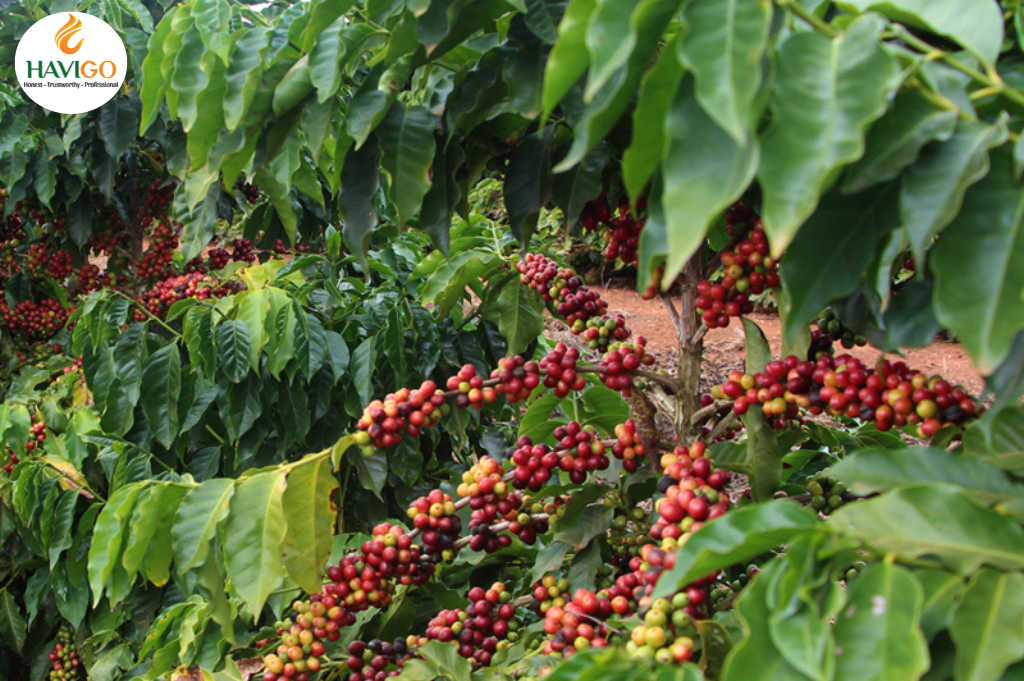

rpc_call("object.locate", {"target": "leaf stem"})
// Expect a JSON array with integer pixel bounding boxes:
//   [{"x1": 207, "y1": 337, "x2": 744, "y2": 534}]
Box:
[
  {"x1": 778, "y1": 0, "x2": 838, "y2": 39},
  {"x1": 109, "y1": 290, "x2": 183, "y2": 339}
]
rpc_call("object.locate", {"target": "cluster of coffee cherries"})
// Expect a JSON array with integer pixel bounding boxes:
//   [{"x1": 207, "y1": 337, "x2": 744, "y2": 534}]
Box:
[
  {"x1": 599, "y1": 337, "x2": 656, "y2": 395},
  {"x1": 261, "y1": 598, "x2": 334, "y2": 680},
  {"x1": 540, "y1": 592, "x2": 612, "y2": 656},
  {"x1": 134, "y1": 272, "x2": 227, "y2": 320},
  {"x1": 136, "y1": 221, "x2": 179, "y2": 280},
  {"x1": 139, "y1": 181, "x2": 176, "y2": 229},
  {"x1": 88, "y1": 214, "x2": 131, "y2": 256},
  {"x1": 407, "y1": 490, "x2": 462, "y2": 558},
  {"x1": 328, "y1": 523, "x2": 435, "y2": 606},
  {"x1": 696, "y1": 207, "x2": 780, "y2": 329},
  {"x1": 712, "y1": 354, "x2": 980, "y2": 436},
  {"x1": 207, "y1": 238, "x2": 258, "y2": 270},
  {"x1": 583, "y1": 195, "x2": 646, "y2": 266},
  {"x1": 806, "y1": 474, "x2": 848, "y2": 515},
  {"x1": 76, "y1": 263, "x2": 109, "y2": 293},
  {"x1": 48, "y1": 624, "x2": 81, "y2": 681},
  {"x1": 445, "y1": 364, "x2": 498, "y2": 411},
  {"x1": 423, "y1": 583, "x2": 520, "y2": 666},
  {"x1": 557, "y1": 421, "x2": 611, "y2": 483},
  {"x1": 611, "y1": 420, "x2": 646, "y2": 473},
  {"x1": 816, "y1": 308, "x2": 867, "y2": 350},
  {"x1": 651, "y1": 443, "x2": 731, "y2": 546},
  {"x1": 0, "y1": 298, "x2": 74, "y2": 339},
  {"x1": 25, "y1": 244, "x2": 74, "y2": 281},
  {"x1": 516, "y1": 253, "x2": 630, "y2": 351},
  {"x1": 240, "y1": 182, "x2": 261, "y2": 203},
  {"x1": 489, "y1": 354, "x2": 541, "y2": 403},
  {"x1": 539, "y1": 344, "x2": 587, "y2": 398},
  {"x1": 355, "y1": 380, "x2": 447, "y2": 448},
  {"x1": 344, "y1": 639, "x2": 412, "y2": 681}
]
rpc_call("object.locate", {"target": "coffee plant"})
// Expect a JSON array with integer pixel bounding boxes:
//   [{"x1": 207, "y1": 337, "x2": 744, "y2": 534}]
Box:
[{"x1": 2, "y1": 0, "x2": 1024, "y2": 680}]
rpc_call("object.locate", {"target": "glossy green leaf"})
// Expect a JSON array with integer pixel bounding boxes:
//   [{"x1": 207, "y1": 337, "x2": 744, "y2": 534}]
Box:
[
  {"x1": 950, "y1": 568, "x2": 1024, "y2": 681},
  {"x1": 309, "y1": 16, "x2": 348, "y2": 102},
  {"x1": 552, "y1": 145, "x2": 607, "y2": 231},
  {"x1": 758, "y1": 14, "x2": 900, "y2": 256},
  {"x1": 282, "y1": 455, "x2": 336, "y2": 593},
  {"x1": 622, "y1": 37, "x2": 685, "y2": 203},
  {"x1": 236, "y1": 289, "x2": 270, "y2": 369},
  {"x1": 901, "y1": 119, "x2": 1006, "y2": 265},
  {"x1": 140, "y1": 344, "x2": 181, "y2": 449},
  {"x1": 843, "y1": 89, "x2": 958, "y2": 193},
  {"x1": 0, "y1": 590, "x2": 27, "y2": 654},
  {"x1": 652, "y1": 501, "x2": 819, "y2": 600},
  {"x1": 192, "y1": 0, "x2": 231, "y2": 65},
  {"x1": 829, "y1": 484, "x2": 1024, "y2": 574},
  {"x1": 542, "y1": 0, "x2": 596, "y2": 117},
  {"x1": 678, "y1": 0, "x2": 771, "y2": 144},
  {"x1": 838, "y1": 0, "x2": 1003, "y2": 66},
  {"x1": 742, "y1": 317, "x2": 772, "y2": 375},
  {"x1": 583, "y1": 0, "x2": 643, "y2": 100},
  {"x1": 223, "y1": 27, "x2": 271, "y2": 131},
  {"x1": 216, "y1": 319, "x2": 252, "y2": 383},
  {"x1": 172, "y1": 478, "x2": 235, "y2": 575},
  {"x1": 779, "y1": 183, "x2": 899, "y2": 346},
  {"x1": 481, "y1": 277, "x2": 546, "y2": 356},
  {"x1": 88, "y1": 483, "x2": 143, "y2": 606},
  {"x1": 121, "y1": 484, "x2": 187, "y2": 583},
  {"x1": 295, "y1": 312, "x2": 328, "y2": 379},
  {"x1": 339, "y1": 137, "x2": 381, "y2": 270},
  {"x1": 222, "y1": 472, "x2": 288, "y2": 617},
  {"x1": 930, "y1": 146, "x2": 1024, "y2": 374},
  {"x1": 378, "y1": 103, "x2": 436, "y2": 226},
  {"x1": 829, "y1": 448, "x2": 1024, "y2": 504},
  {"x1": 964, "y1": 405, "x2": 1024, "y2": 473},
  {"x1": 917, "y1": 568, "x2": 962, "y2": 641},
  {"x1": 833, "y1": 563, "x2": 929, "y2": 681},
  {"x1": 722, "y1": 561, "x2": 814, "y2": 681},
  {"x1": 661, "y1": 75, "x2": 758, "y2": 281},
  {"x1": 171, "y1": 24, "x2": 208, "y2": 132},
  {"x1": 531, "y1": 541, "x2": 571, "y2": 582},
  {"x1": 98, "y1": 98, "x2": 140, "y2": 160},
  {"x1": 139, "y1": 6, "x2": 180, "y2": 133},
  {"x1": 505, "y1": 132, "x2": 553, "y2": 245},
  {"x1": 272, "y1": 54, "x2": 314, "y2": 116}
]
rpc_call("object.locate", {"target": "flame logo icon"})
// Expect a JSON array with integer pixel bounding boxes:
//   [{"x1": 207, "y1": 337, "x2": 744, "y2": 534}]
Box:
[{"x1": 54, "y1": 14, "x2": 84, "y2": 55}]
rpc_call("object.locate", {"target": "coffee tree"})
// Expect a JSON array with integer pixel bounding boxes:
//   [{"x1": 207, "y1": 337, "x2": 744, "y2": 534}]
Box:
[{"x1": 2, "y1": 0, "x2": 1024, "y2": 680}]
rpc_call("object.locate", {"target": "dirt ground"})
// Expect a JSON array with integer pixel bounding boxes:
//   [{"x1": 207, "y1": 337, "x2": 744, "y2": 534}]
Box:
[{"x1": 592, "y1": 282, "x2": 985, "y2": 395}]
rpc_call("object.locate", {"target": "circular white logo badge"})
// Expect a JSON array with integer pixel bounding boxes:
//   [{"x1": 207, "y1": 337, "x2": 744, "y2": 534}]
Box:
[{"x1": 15, "y1": 12, "x2": 127, "y2": 114}]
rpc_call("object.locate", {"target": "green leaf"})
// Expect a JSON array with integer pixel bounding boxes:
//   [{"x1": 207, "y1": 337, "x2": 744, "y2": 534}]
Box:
[
  {"x1": 0, "y1": 590, "x2": 27, "y2": 654},
  {"x1": 236, "y1": 289, "x2": 270, "y2": 369},
  {"x1": 950, "y1": 568, "x2": 1024, "y2": 681},
  {"x1": 140, "y1": 6, "x2": 180, "y2": 133},
  {"x1": 838, "y1": 0, "x2": 1003, "y2": 66},
  {"x1": 309, "y1": 16, "x2": 348, "y2": 102},
  {"x1": 480, "y1": 278, "x2": 545, "y2": 356},
  {"x1": 552, "y1": 144, "x2": 607, "y2": 231},
  {"x1": 833, "y1": 563, "x2": 929, "y2": 681},
  {"x1": 742, "y1": 317, "x2": 772, "y2": 375},
  {"x1": 622, "y1": 37, "x2": 685, "y2": 203},
  {"x1": 222, "y1": 472, "x2": 288, "y2": 617},
  {"x1": 541, "y1": 0, "x2": 597, "y2": 118},
  {"x1": 568, "y1": 540, "x2": 602, "y2": 591},
  {"x1": 140, "y1": 344, "x2": 182, "y2": 449},
  {"x1": 829, "y1": 448, "x2": 1024, "y2": 505},
  {"x1": 352, "y1": 447, "x2": 388, "y2": 499},
  {"x1": 758, "y1": 14, "x2": 900, "y2": 256},
  {"x1": 295, "y1": 312, "x2": 328, "y2": 379},
  {"x1": 553, "y1": 487, "x2": 614, "y2": 548},
  {"x1": 652, "y1": 501, "x2": 819, "y2": 600},
  {"x1": 121, "y1": 484, "x2": 187, "y2": 582},
  {"x1": 98, "y1": 94, "x2": 140, "y2": 160},
  {"x1": 216, "y1": 320, "x2": 252, "y2": 383},
  {"x1": 901, "y1": 119, "x2": 1006, "y2": 265},
  {"x1": 378, "y1": 103, "x2": 436, "y2": 226},
  {"x1": 842, "y1": 89, "x2": 958, "y2": 193},
  {"x1": 88, "y1": 483, "x2": 143, "y2": 606},
  {"x1": 660, "y1": 74, "x2": 759, "y2": 281},
  {"x1": 930, "y1": 146, "x2": 1024, "y2": 374},
  {"x1": 223, "y1": 27, "x2": 271, "y2": 131},
  {"x1": 172, "y1": 478, "x2": 235, "y2": 575},
  {"x1": 678, "y1": 0, "x2": 771, "y2": 144},
  {"x1": 282, "y1": 456, "x2": 337, "y2": 593},
  {"x1": 506, "y1": 132, "x2": 554, "y2": 246},
  {"x1": 339, "y1": 137, "x2": 381, "y2": 270},
  {"x1": 916, "y1": 568, "x2": 962, "y2": 641},
  {"x1": 779, "y1": 183, "x2": 899, "y2": 346},
  {"x1": 184, "y1": 306, "x2": 215, "y2": 376},
  {"x1": 171, "y1": 24, "x2": 209, "y2": 132},
  {"x1": 531, "y1": 541, "x2": 571, "y2": 582},
  {"x1": 828, "y1": 483, "x2": 1024, "y2": 574},
  {"x1": 273, "y1": 54, "x2": 314, "y2": 116},
  {"x1": 965, "y1": 405, "x2": 1024, "y2": 473},
  {"x1": 722, "y1": 561, "x2": 814, "y2": 681},
  {"x1": 192, "y1": 0, "x2": 231, "y2": 65}
]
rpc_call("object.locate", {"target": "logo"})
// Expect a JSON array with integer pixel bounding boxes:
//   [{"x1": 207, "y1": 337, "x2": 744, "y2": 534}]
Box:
[
  {"x1": 15, "y1": 12, "x2": 127, "y2": 115},
  {"x1": 55, "y1": 14, "x2": 85, "y2": 55}
]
